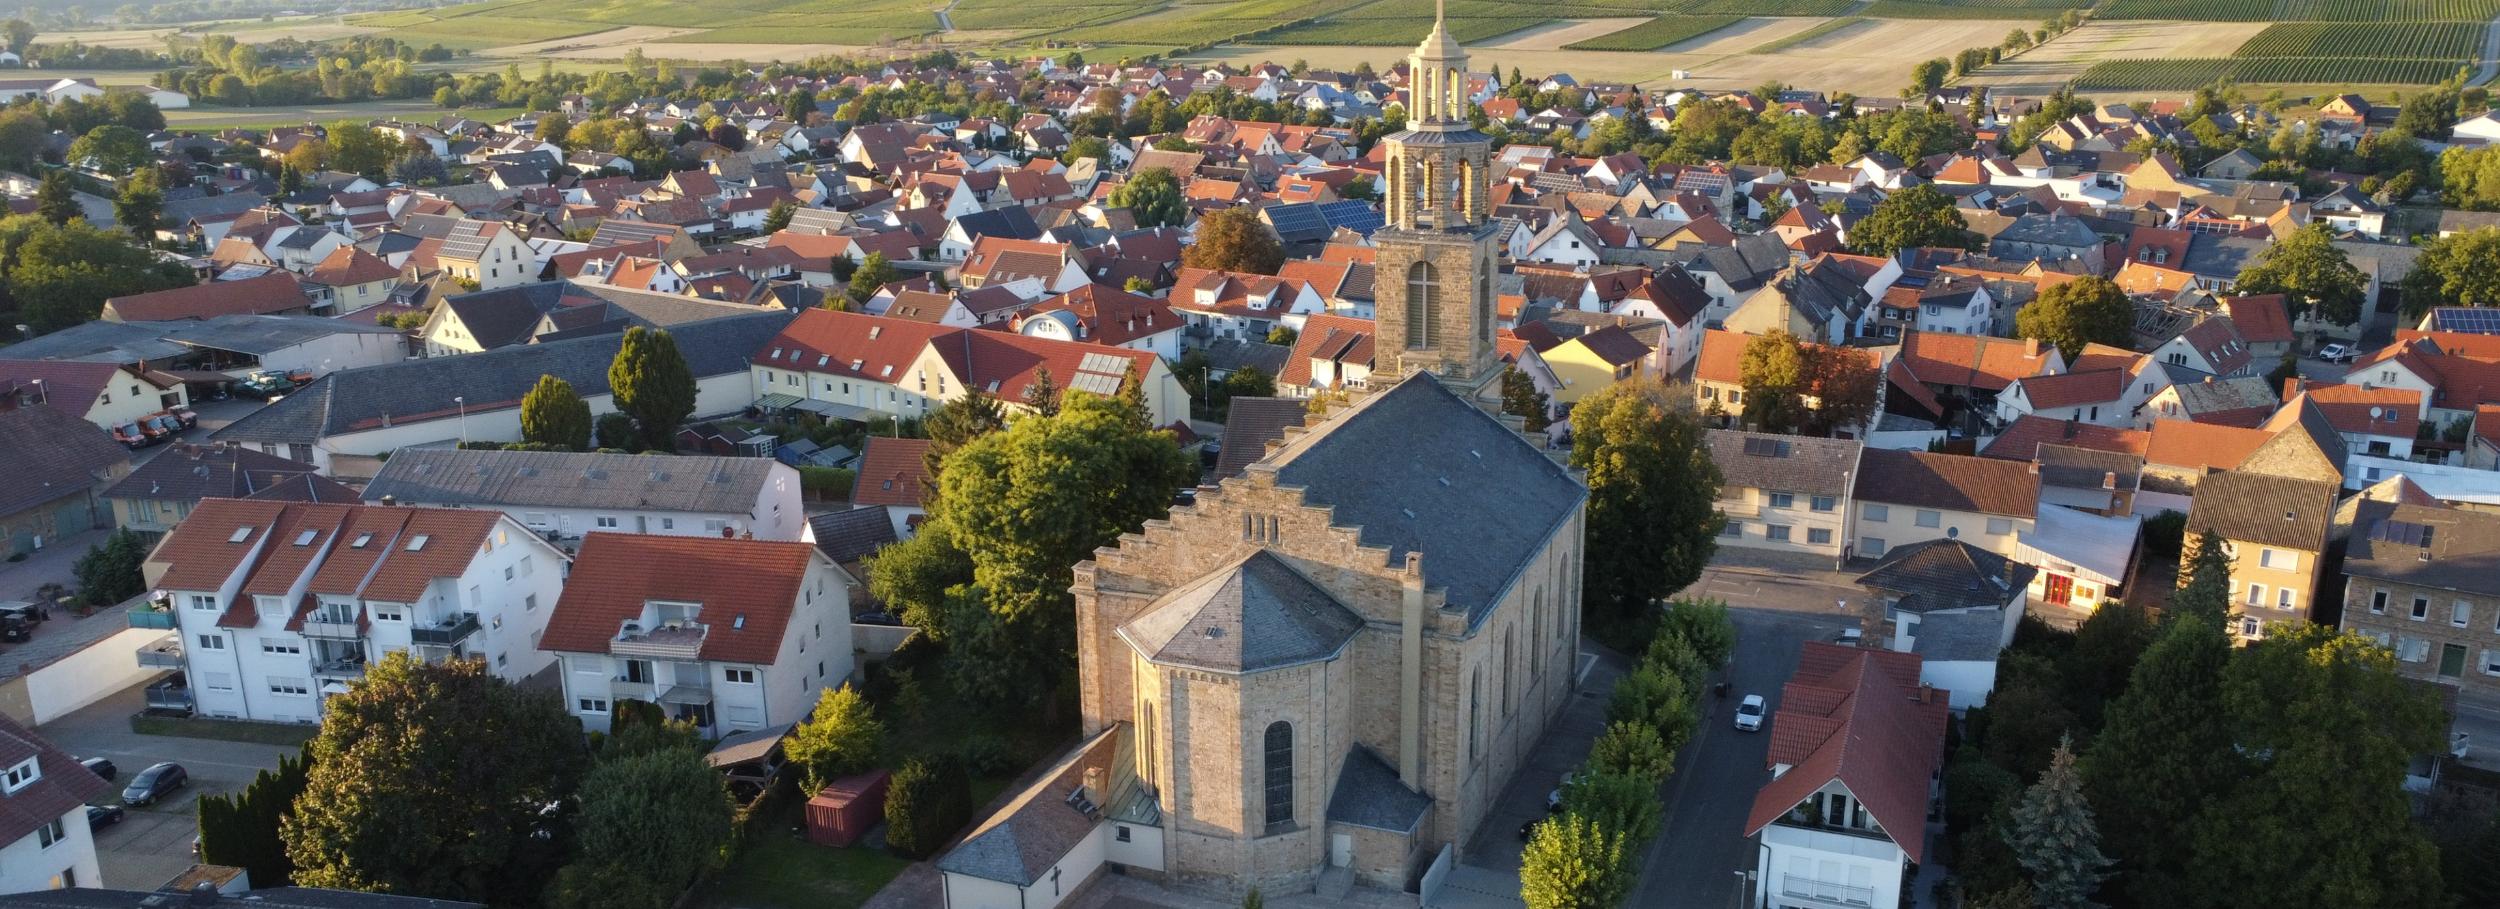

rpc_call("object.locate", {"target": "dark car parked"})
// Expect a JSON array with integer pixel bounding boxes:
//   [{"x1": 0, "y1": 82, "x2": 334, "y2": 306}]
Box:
[
  {"x1": 120, "y1": 762, "x2": 187, "y2": 806},
  {"x1": 77, "y1": 757, "x2": 115, "y2": 781},
  {"x1": 85, "y1": 804, "x2": 124, "y2": 828}
]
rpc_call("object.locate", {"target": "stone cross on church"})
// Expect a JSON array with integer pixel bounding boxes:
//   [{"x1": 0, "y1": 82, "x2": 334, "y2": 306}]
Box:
[{"x1": 1372, "y1": 0, "x2": 1503, "y2": 398}]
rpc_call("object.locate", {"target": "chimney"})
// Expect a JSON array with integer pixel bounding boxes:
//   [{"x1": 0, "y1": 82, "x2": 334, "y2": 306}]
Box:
[
  {"x1": 2063, "y1": 415, "x2": 2078, "y2": 439},
  {"x1": 2025, "y1": 337, "x2": 2041, "y2": 357},
  {"x1": 380, "y1": 495, "x2": 396, "y2": 507}
]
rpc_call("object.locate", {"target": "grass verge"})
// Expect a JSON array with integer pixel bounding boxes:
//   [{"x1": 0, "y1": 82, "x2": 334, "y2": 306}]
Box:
[
  {"x1": 692, "y1": 820, "x2": 913, "y2": 909},
  {"x1": 131, "y1": 713, "x2": 319, "y2": 747}
]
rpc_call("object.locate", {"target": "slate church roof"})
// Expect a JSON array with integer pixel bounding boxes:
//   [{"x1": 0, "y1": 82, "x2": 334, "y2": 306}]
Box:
[{"x1": 1117, "y1": 550, "x2": 1365, "y2": 674}]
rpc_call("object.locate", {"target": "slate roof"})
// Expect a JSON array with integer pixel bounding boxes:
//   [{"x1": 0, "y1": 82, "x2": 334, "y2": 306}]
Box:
[
  {"x1": 937, "y1": 724, "x2": 1126, "y2": 886},
  {"x1": 0, "y1": 405, "x2": 127, "y2": 516},
  {"x1": 101, "y1": 443, "x2": 321, "y2": 504},
  {"x1": 1705, "y1": 429, "x2": 1861, "y2": 496},
  {"x1": 1260, "y1": 373, "x2": 1585, "y2": 626},
  {"x1": 2342, "y1": 500, "x2": 2500, "y2": 595},
  {"x1": 809, "y1": 506, "x2": 898, "y2": 566},
  {"x1": 1117, "y1": 550, "x2": 1364, "y2": 674},
  {"x1": 363, "y1": 448, "x2": 778, "y2": 514},
  {"x1": 2186, "y1": 469, "x2": 2338, "y2": 552},
  {"x1": 1215, "y1": 397, "x2": 1304, "y2": 481},
  {"x1": 1855, "y1": 539, "x2": 2034, "y2": 614},
  {"x1": 1911, "y1": 610, "x2": 2009, "y2": 662},
  {"x1": 1326, "y1": 744, "x2": 1432, "y2": 833},
  {"x1": 0, "y1": 712, "x2": 108, "y2": 847},
  {"x1": 214, "y1": 310, "x2": 797, "y2": 445},
  {"x1": 1853, "y1": 449, "x2": 2037, "y2": 517},
  {"x1": 539, "y1": 533, "x2": 823, "y2": 664}
]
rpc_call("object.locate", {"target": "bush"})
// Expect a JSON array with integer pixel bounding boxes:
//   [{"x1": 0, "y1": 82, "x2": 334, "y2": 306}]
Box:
[
  {"x1": 798, "y1": 466, "x2": 857, "y2": 499},
  {"x1": 2141, "y1": 509, "x2": 2186, "y2": 560},
  {"x1": 954, "y1": 734, "x2": 1020, "y2": 776},
  {"x1": 72, "y1": 528, "x2": 147, "y2": 605},
  {"x1": 884, "y1": 755, "x2": 973, "y2": 859},
  {"x1": 595, "y1": 412, "x2": 639, "y2": 450}
]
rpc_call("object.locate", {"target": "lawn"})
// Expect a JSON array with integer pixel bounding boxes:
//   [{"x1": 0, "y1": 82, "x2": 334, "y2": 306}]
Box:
[{"x1": 692, "y1": 823, "x2": 912, "y2": 909}]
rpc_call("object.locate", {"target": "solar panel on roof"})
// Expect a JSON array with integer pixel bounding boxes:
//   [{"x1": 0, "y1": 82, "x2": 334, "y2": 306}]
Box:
[
  {"x1": 1068, "y1": 371, "x2": 1122, "y2": 395},
  {"x1": 2428, "y1": 308, "x2": 2500, "y2": 335},
  {"x1": 1078, "y1": 352, "x2": 1129, "y2": 375},
  {"x1": 1317, "y1": 200, "x2": 1385, "y2": 237},
  {"x1": 1263, "y1": 202, "x2": 1330, "y2": 241}
]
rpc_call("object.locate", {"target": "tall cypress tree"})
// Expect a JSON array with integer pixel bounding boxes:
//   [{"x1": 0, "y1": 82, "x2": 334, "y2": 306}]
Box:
[
  {"x1": 519, "y1": 374, "x2": 592, "y2": 451},
  {"x1": 606, "y1": 327, "x2": 694, "y2": 452}
]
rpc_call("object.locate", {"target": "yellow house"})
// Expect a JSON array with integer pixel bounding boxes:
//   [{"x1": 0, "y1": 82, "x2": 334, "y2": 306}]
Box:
[{"x1": 1540, "y1": 323, "x2": 1655, "y2": 406}]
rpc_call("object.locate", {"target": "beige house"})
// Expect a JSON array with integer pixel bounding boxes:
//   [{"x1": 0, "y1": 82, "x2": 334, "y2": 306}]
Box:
[
  {"x1": 2339, "y1": 491, "x2": 2500, "y2": 690},
  {"x1": 1849, "y1": 449, "x2": 2037, "y2": 561},
  {"x1": 1707, "y1": 430, "x2": 1861, "y2": 563},
  {"x1": 2185, "y1": 400, "x2": 2346, "y2": 640}
]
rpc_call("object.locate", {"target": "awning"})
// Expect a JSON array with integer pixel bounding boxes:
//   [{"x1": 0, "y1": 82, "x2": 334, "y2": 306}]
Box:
[
  {"x1": 754, "y1": 393, "x2": 802, "y2": 410},
  {"x1": 788, "y1": 398, "x2": 881, "y2": 422},
  {"x1": 705, "y1": 722, "x2": 793, "y2": 768},
  {"x1": 659, "y1": 684, "x2": 716, "y2": 706}
]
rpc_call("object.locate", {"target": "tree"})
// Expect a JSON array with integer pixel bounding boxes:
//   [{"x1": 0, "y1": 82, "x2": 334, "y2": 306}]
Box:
[
  {"x1": 847, "y1": 251, "x2": 899, "y2": 305},
  {"x1": 1519, "y1": 813, "x2": 1632, "y2": 909},
  {"x1": 1658, "y1": 598, "x2": 1736, "y2": 666},
  {"x1": 282, "y1": 653, "x2": 584, "y2": 902},
  {"x1": 761, "y1": 197, "x2": 797, "y2": 234},
  {"x1": 519, "y1": 374, "x2": 592, "y2": 450},
  {"x1": 7, "y1": 215, "x2": 195, "y2": 332},
  {"x1": 1, "y1": 19, "x2": 32, "y2": 52},
  {"x1": 1568, "y1": 381, "x2": 1723, "y2": 634},
  {"x1": 1221, "y1": 364, "x2": 1274, "y2": 400},
  {"x1": 1906, "y1": 58, "x2": 1950, "y2": 99},
  {"x1": 34, "y1": 170, "x2": 76, "y2": 225},
  {"x1": 2005, "y1": 737, "x2": 2111, "y2": 909},
  {"x1": 2016, "y1": 275, "x2": 2133, "y2": 360},
  {"x1": 884, "y1": 755, "x2": 973, "y2": 859},
  {"x1": 391, "y1": 148, "x2": 448, "y2": 185},
  {"x1": 1849, "y1": 184, "x2": 1969, "y2": 257},
  {"x1": 1803, "y1": 345, "x2": 1881, "y2": 436},
  {"x1": 0, "y1": 108, "x2": 46, "y2": 172},
  {"x1": 2184, "y1": 625, "x2": 2448, "y2": 908},
  {"x1": 607, "y1": 326, "x2": 695, "y2": 451},
  {"x1": 1064, "y1": 135, "x2": 1110, "y2": 164},
  {"x1": 199, "y1": 743, "x2": 313, "y2": 888},
  {"x1": 2400, "y1": 226, "x2": 2500, "y2": 316},
  {"x1": 111, "y1": 169, "x2": 161, "y2": 240},
  {"x1": 71, "y1": 528, "x2": 146, "y2": 605},
  {"x1": 2079, "y1": 613, "x2": 2239, "y2": 907},
  {"x1": 1560, "y1": 771, "x2": 1662, "y2": 843},
  {"x1": 1501, "y1": 366, "x2": 1552, "y2": 432},
  {"x1": 922, "y1": 391, "x2": 1007, "y2": 474},
  {"x1": 1109, "y1": 166, "x2": 1187, "y2": 229},
  {"x1": 2171, "y1": 530, "x2": 2234, "y2": 626},
  {"x1": 550, "y1": 746, "x2": 733, "y2": 909},
  {"x1": 783, "y1": 684, "x2": 882, "y2": 796},
  {"x1": 1182, "y1": 206, "x2": 1286, "y2": 274},
  {"x1": 1738, "y1": 329, "x2": 1810, "y2": 433},
  {"x1": 534, "y1": 115, "x2": 571, "y2": 144},
  {"x1": 325, "y1": 121, "x2": 396, "y2": 176},
  {"x1": 67, "y1": 124, "x2": 148, "y2": 175},
  {"x1": 2234, "y1": 221, "x2": 2365, "y2": 327},
  {"x1": 1587, "y1": 720, "x2": 1674, "y2": 782}
]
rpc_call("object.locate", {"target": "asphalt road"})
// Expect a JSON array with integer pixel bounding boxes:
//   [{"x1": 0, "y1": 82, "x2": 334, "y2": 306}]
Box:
[
  {"x1": 40, "y1": 683, "x2": 294, "y2": 889},
  {"x1": 1634, "y1": 578, "x2": 1861, "y2": 909}
]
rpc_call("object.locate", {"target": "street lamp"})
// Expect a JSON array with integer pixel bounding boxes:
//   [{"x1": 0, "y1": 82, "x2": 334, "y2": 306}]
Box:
[{"x1": 453, "y1": 396, "x2": 467, "y2": 444}]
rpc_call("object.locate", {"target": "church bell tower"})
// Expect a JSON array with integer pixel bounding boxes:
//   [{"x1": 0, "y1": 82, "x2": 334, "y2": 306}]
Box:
[{"x1": 1372, "y1": 0, "x2": 1501, "y2": 397}]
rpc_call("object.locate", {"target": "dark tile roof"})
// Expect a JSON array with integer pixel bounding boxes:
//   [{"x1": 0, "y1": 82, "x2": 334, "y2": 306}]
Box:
[
  {"x1": 809, "y1": 507, "x2": 898, "y2": 566},
  {"x1": 1704, "y1": 429, "x2": 1860, "y2": 496},
  {"x1": 215, "y1": 310, "x2": 797, "y2": 445},
  {"x1": 1264, "y1": 373, "x2": 1585, "y2": 626},
  {"x1": 1214, "y1": 397, "x2": 1303, "y2": 481},
  {"x1": 362, "y1": 449, "x2": 778, "y2": 514},
  {"x1": 938, "y1": 725, "x2": 1124, "y2": 886},
  {"x1": 2341, "y1": 500, "x2": 2500, "y2": 595},
  {"x1": 1853, "y1": 449, "x2": 2037, "y2": 517},
  {"x1": 0, "y1": 405, "x2": 128, "y2": 516},
  {"x1": 2186, "y1": 470, "x2": 2337, "y2": 552},
  {"x1": 101, "y1": 443, "x2": 321, "y2": 504},
  {"x1": 1326, "y1": 744, "x2": 1431, "y2": 833},
  {"x1": 1855, "y1": 539, "x2": 2034, "y2": 614},
  {"x1": 1116, "y1": 551, "x2": 1364, "y2": 674}
]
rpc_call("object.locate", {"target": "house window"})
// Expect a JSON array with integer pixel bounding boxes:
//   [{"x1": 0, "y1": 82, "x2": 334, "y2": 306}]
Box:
[
  {"x1": 1915, "y1": 510, "x2": 1941, "y2": 528},
  {"x1": 2246, "y1": 583, "x2": 2266, "y2": 606},
  {"x1": 197, "y1": 634, "x2": 226, "y2": 650},
  {"x1": 269, "y1": 678, "x2": 311, "y2": 697},
  {"x1": 1721, "y1": 522, "x2": 1743, "y2": 538},
  {"x1": 1766, "y1": 525, "x2": 1792, "y2": 542},
  {"x1": 1807, "y1": 528, "x2": 1833, "y2": 545},
  {"x1": 2457, "y1": 601, "x2": 2475, "y2": 628},
  {"x1": 374, "y1": 606, "x2": 403, "y2": 622},
  {"x1": 2241, "y1": 617, "x2": 2261, "y2": 638},
  {"x1": 35, "y1": 818, "x2": 63, "y2": 848},
  {"x1": 1115, "y1": 825, "x2": 1132, "y2": 843},
  {"x1": 261, "y1": 641, "x2": 301, "y2": 655},
  {"x1": 596, "y1": 516, "x2": 620, "y2": 529},
  {"x1": 1986, "y1": 517, "x2": 2014, "y2": 535},
  {"x1": 2, "y1": 759, "x2": 37, "y2": 793},
  {"x1": 1863, "y1": 504, "x2": 1889, "y2": 523},
  {"x1": 578, "y1": 698, "x2": 610, "y2": 714},
  {"x1": 188, "y1": 595, "x2": 218, "y2": 611},
  {"x1": 2414, "y1": 596, "x2": 2432, "y2": 620},
  {"x1": 1810, "y1": 495, "x2": 1836, "y2": 513},
  {"x1": 1768, "y1": 492, "x2": 1795, "y2": 509},
  {"x1": 2372, "y1": 589, "x2": 2389, "y2": 615},
  {"x1": 1263, "y1": 721, "x2": 1293, "y2": 831},
  {"x1": 2399, "y1": 636, "x2": 2431, "y2": 663},
  {"x1": 525, "y1": 594, "x2": 537, "y2": 612},
  {"x1": 2279, "y1": 588, "x2": 2296, "y2": 611},
  {"x1": 2259, "y1": 549, "x2": 2295, "y2": 570},
  {"x1": 1862, "y1": 537, "x2": 1887, "y2": 557},
  {"x1": 724, "y1": 668, "x2": 757, "y2": 684}
]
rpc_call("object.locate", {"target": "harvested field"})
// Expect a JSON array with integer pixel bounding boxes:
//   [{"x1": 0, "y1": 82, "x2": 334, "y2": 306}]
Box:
[{"x1": 1481, "y1": 17, "x2": 1655, "y2": 50}]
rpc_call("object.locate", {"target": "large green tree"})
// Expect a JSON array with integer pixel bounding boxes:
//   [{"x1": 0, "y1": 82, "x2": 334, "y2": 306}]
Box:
[
  {"x1": 2078, "y1": 610, "x2": 2238, "y2": 907},
  {"x1": 922, "y1": 391, "x2": 1007, "y2": 475},
  {"x1": 1108, "y1": 166, "x2": 1187, "y2": 229},
  {"x1": 2183, "y1": 625, "x2": 2448, "y2": 908},
  {"x1": 1501, "y1": 366, "x2": 1553, "y2": 433},
  {"x1": 2, "y1": 215, "x2": 196, "y2": 332},
  {"x1": 607, "y1": 326, "x2": 695, "y2": 451},
  {"x1": 846, "y1": 251, "x2": 899, "y2": 305},
  {"x1": 1738, "y1": 329, "x2": 1810, "y2": 434},
  {"x1": 782, "y1": 684, "x2": 882, "y2": 796},
  {"x1": 325, "y1": 120, "x2": 397, "y2": 176},
  {"x1": 1848, "y1": 184, "x2": 1970, "y2": 257},
  {"x1": 67, "y1": 124, "x2": 148, "y2": 175},
  {"x1": 0, "y1": 108, "x2": 47, "y2": 172},
  {"x1": 519, "y1": 374, "x2": 592, "y2": 451},
  {"x1": 1181, "y1": 205, "x2": 1286, "y2": 274},
  {"x1": 2006, "y1": 737, "x2": 2112, "y2": 909},
  {"x1": 71, "y1": 528, "x2": 147, "y2": 605},
  {"x1": 1520, "y1": 813, "x2": 1633, "y2": 909},
  {"x1": 1568, "y1": 381, "x2": 1723, "y2": 635},
  {"x1": 2399, "y1": 226, "x2": 2500, "y2": 317},
  {"x1": 549, "y1": 746, "x2": 733, "y2": 909},
  {"x1": 282, "y1": 653, "x2": 585, "y2": 903},
  {"x1": 33, "y1": 170, "x2": 77, "y2": 226},
  {"x1": 2234, "y1": 222, "x2": 2365, "y2": 327},
  {"x1": 2016, "y1": 275, "x2": 2133, "y2": 361},
  {"x1": 199, "y1": 743, "x2": 312, "y2": 887},
  {"x1": 112, "y1": 168, "x2": 163, "y2": 241}
]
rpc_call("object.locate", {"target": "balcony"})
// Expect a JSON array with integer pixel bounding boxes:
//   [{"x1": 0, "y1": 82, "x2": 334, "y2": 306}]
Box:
[
  {"x1": 300, "y1": 616, "x2": 360, "y2": 639},
  {"x1": 314, "y1": 656, "x2": 367, "y2": 679},
  {"x1": 611, "y1": 677, "x2": 656, "y2": 701},
  {"x1": 612, "y1": 622, "x2": 708, "y2": 661},
  {"x1": 127, "y1": 601, "x2": 176, "y2": 630},
  {"x1": 144, "y1": 679, "x2": 192, "y2": 714},
  {"x1": 410, "y1": 613, "x2": 481, "y2": 647},
  {"x1": 1779, "y1": 874, "x2": 1877, "y2": 908},
  {"x1": 136, "y1": 635, "x2": 184, "y2": 670},
  {"x1": 658, "y1": 679, "x2": 714, "y2": 707}
]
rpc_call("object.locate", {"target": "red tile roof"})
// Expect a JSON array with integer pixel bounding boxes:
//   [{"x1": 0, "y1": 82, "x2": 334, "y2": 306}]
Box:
[
  {"x1": 1981, "y1": 414, "x2": 2149, "y2": 460},
  {"x1": 0, "y1": 713, "x2": 109, "y2": 847},
  {"x1": 303, "y1": 246, "x2": 400, "y2": 287},
  {"x1": 2295, "y1": 383, "x2": 2420, "y2": 437},
  {"x1": 2013, "y1": 368, "x2": 2125, "y2": 409},
  {"x1": 1278, "y1": 313, "x2": 1376, "y2": 389},
  {"x1": 851, "y1": 436, "x2": 933, "y2": 508},
  {"x1": 102, "y1": 272, "x2": 308, "y2": 322},
  {"x1": 2221, "y1": 294, "x2": 2294, "y2": 345},
  {"x1": 1897, "y1": 331, "x2": 2056, "y2": 393},
  {"x1": 1745, "y1": 642, "x2": 1949, "y2": 863},
  {"x1": 1015, "y1": 283, "x2": 1178, "y2": 347},
  {"x1": 753, "y1": 309, "x2": 954, "y2": 384},
  {"x1": 540, "y1": 533, "x2": 822, "y2": 665},
  {"x1": 152, "y1": 500, "x2": 505, "y2": 608},
  {"x1": 928, "y1": 328, "x2": 1158, "y2": 404},
  {"x1": 2142, "y1": 419, "x2": 2270, "y2": 472}
]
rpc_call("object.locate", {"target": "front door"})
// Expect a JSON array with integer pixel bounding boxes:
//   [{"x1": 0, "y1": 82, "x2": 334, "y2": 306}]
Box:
[
  {"x1": 1330, "y1": 833, "x2": 1352, "y2": 868},
  {"x1": 2045, "y1": 573, "x2": 2073, "y2": 606},
  {"x1": 2442, "y1": 643, "x2": 2468, "y2": 679}
]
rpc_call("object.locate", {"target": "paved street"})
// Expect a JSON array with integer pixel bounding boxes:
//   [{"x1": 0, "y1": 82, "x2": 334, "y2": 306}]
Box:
[
  {"x1": 1634, "y1": 553, "x2": 1866, "y2": 909},
  {"x1": 38, "y1": 682, "x2": 294, "y2": 889}
]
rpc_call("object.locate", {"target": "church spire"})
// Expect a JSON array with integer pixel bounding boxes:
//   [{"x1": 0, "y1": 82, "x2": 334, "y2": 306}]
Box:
[{"x1": 1409, "y1": 0, "x2": 1468, "y2": 129}]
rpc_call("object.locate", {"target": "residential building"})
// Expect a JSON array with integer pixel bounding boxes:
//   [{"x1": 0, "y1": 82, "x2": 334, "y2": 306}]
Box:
[
  {"x1": 0, "y1": 715, "x2": 105, "y2": 893},
  {"x1": 2185, "y1": 401, "x2": 2347, "y2": 640},
  {"x1": 0, "y1": 406, "x2": 129, "y2": 556},
  {"x1": 0, "y1": 361, "x2": 187, "y2": 433},
  {"x1": 1853, "y1": 540, "x2": 2035, "y2": 708},
  {"x1": 1745, "y1": 642, "x2": 1948, "y2": 909},
  {"x1": 1707, "y1": 430, "x2": 1861, "y2": 562},
  {"x1": 99, "y1": 273, "x2": 312, "y2": 323},
  {"x1": 2139, "y1": 376, "x2": 2276, "y2": 428},
  {"x1": 435, "y1": 220, "x2": 539, "y2": 291},
  {"x1": 540, "y1": 533, "x2": 852, "y2": 736},
  {"x1": 1538, "y1": 323, "x2": 1653, "y2": 407},
  {"x1": 2339, "y1": 493, "x2": 2500, "y2": 692},
  {"x1": 1849, "y1": 449, "x2": 2037, "y2": 561},
  {"x1": 361, "y1": 448, "x2": 809, "y2": 544},
  {"x1": 101, "y1": 443, "x2": 345, "y2": 536},
  {"x1": 142, "y1": 500, "x2": 568, "y2": 722},
  {"x1": 849, "y1": 437, "x2": 933, "y2": 539}
]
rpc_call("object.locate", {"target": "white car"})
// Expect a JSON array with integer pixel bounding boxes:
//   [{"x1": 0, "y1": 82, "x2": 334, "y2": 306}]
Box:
[
  {"x1": 1734, "y1": 694, "x2": 1767, "y2": 732},
  {"x1": 2318, "y1": 343, "x2": 2357, "y2": 363}
]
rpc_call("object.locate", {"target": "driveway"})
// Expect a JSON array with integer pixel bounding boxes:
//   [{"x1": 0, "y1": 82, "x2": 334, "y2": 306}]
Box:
[{"x1": 39, "y1": 682, "x2": 294, "y2": 889}]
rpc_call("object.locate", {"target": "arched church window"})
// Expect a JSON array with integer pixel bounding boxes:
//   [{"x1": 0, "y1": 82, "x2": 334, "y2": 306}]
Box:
[
  {"x1": 1406, "y1": 261, "x2": 1437, "y2": 349},
  {"x1": 1263, "y1": 721, "x2": 1293, "y2": 830}
]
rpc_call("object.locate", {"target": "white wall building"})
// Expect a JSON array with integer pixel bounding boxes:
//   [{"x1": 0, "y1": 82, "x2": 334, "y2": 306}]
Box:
[
  {"x1": 1746, "y1": 643, "x2": 1947, "y2": 909},
  {"x1": 361, "y1": 448, "x2": 809, "y2": 545},
  {"x1": 0, "y1": 715, "x2": 104, "y2": 893}
]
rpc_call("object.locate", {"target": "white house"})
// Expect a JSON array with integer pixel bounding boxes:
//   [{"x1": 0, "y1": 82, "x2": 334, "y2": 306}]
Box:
[
  {"x1": 540, "y1": 533, "x2": 852, "y2": 736},
  {"x1": 1853, "y1": 539, "x2": 2034, "y2": 709},
  {"x1": 1746, "y1": 642, "x2": 1948, "y2": 909},
  {"x1": 141, "y1": 499, "x2": 569, "y2": 723},
  {"x1": 361, "y1": 448, "x2": 810, "y2": 545},
  {"x1": 0, "y1": 715, "x2": 104, "y2": 892}
]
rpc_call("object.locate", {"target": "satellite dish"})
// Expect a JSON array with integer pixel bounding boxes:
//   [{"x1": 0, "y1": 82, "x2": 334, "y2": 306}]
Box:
[{"x1": 2368, "y1": 406, "x2": 2382, "y2": 420}]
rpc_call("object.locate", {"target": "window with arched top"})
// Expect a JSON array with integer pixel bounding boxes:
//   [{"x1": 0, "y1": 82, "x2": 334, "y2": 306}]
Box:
[
  {"x1": 1263, "y1": 721, "x2": 1293, "y2": 830},
  {"x1": 1406, "y1": 261, "x2": 1437, "y2": 349}
]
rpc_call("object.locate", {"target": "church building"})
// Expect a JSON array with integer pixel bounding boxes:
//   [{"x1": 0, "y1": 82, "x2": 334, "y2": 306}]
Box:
[{"x1": 931, "y1": 12, "x2": 1590, "y2": 907}]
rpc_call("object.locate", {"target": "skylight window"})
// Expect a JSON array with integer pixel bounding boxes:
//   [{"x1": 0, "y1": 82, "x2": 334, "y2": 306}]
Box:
[
  {"x1": 228, "y1": 526, "x2": 254, "y2": 543},
  {"x1": 406, "y1": 535, "x2": 430, "y2": 552},
  {"x1": 351, "y1": 533, "x2": 373, "y2": 549},
  {"x1": 293, "y1": 530, "x2": 318, "y2": 546}
]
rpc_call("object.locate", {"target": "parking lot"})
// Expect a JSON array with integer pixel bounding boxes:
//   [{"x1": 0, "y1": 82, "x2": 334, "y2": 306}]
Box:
[{"x1": 38, "y1": 682, "x2": 295, "y2": 889}]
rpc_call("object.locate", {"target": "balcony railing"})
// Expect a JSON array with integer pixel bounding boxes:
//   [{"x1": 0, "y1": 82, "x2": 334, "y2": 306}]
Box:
[
  {"x1": 314, "y1": 657, "x2": 367, "y2": 679},
  {"x1": 612, "y1": 623, "x2": 708, "y2": 661},
  {"x1": 612, "y1": 677, "x2": 656, "y2": 700},
  {"x1": 411, "y1": 613, "x2": 481, "y2": 647},
  {"x1": 300, "y1": 616, "x2": 360, "y2": 639},
  {"x1": 1780, "y1": 874, "x2": 1876, "y2": 908},
  {"x1": 136, "y1": 634, "x2": 184, "y2": 670},
  {"x1": 127, "y1": 602, "x2": 176, "y2": 630},
  {"x1": 144, "y1": 679, "x2": 192, "y2": 713}
]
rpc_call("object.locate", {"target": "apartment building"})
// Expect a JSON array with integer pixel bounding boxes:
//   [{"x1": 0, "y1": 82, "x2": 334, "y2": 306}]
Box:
[
  {"x1": 0, "y1": 715, "x2": 104, "y2": 893},
  {"x1": 1849, "y1": 449, "x2": 2038, "y2": 561},
  {"x1": 2340, "y1": 496, "x2": 2500, "y2": 693},
  {"x1": 1706, "y1": 430, "x2": 1862, "y2": 563},
  {"x1": 361, "y1": 448, "x2": 809, "y2": 544},
  {"x1": 142, "y1": 499, "x2": 567, "y2": 722},
  {"x1": 539, "y1": 533, "x2": 853, "y2": 736}
]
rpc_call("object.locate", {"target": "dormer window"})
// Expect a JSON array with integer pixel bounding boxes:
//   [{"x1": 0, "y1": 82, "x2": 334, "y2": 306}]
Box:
[{"x1": 2, "y1": 757, "x2": 37, "y2": 793}]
